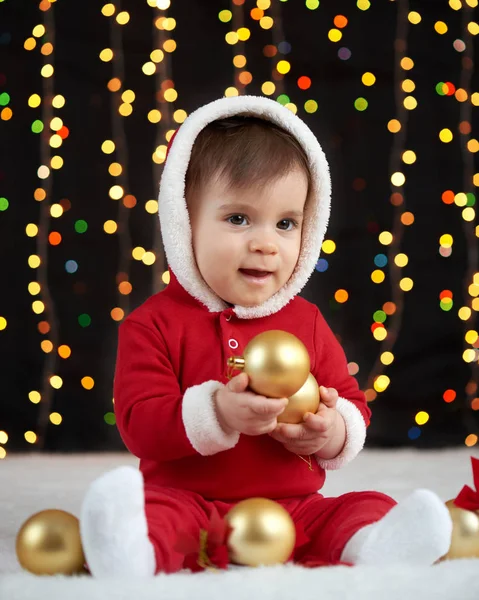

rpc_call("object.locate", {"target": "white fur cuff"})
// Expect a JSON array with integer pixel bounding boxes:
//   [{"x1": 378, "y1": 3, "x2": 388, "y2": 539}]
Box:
[
  {"x1": 315, "y1": 397, "x2": 367, "y2": 470},
  {"x1": 182, "y1": 380, "x2": 240, "y2": 455}
]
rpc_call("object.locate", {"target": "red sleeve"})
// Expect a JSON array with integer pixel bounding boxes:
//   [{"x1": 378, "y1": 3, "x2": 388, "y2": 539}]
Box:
[
  {"x1": 312, "y1": 307, "x2": 371, "y2": 426},
  {"x1": 113, "y1": 318, "x2": 198, "y2": 462}
]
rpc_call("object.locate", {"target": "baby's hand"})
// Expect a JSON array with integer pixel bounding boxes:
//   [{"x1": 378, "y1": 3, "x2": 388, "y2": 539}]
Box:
[{"x1": 215, "y1": 373, "x2": 288, "y2": 436}]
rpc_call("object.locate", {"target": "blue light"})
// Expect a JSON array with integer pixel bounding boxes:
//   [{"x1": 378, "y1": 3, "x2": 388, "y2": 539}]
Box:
[
  {"x1": 408, "y1": 426, "x2": 421, "y2": 440},
  {"x1": 374, "y1": 253, "x2": 388, "y2": 267},
  {"x1": 65, "y1": 260, "x2": 78, "y2": 274},
  {"x1": 316, "y1": 258, "x2": 329, "y2": 272},
  {"x1": 278, "y1": 41, "x2": 291, "y2": 54}
]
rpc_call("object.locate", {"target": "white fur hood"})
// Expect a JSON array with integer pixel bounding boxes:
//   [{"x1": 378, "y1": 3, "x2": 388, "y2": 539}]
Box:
[{"x1": 158, "y1": 95, "x2": 331, "y2": 319}]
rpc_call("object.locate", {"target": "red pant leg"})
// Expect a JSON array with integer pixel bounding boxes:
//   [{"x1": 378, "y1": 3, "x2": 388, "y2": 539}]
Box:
[
  {"x1": 145, "y1": 485, "x2": 222, "y2": 574},
  {"x1": 281, "y1": 491, "x2": 397, "y2": 564}
]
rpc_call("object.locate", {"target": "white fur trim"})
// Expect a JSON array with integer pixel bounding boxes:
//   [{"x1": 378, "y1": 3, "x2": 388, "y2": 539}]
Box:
[
  {"x1": 158, "y1": 95, "x2": 331, "y2": 319},
  {"x1": 80, "y1": 466, "x2": 156, "y2": 578},
  {"x1": 315, "y1": 397, "x2": 367, "y2": 470},
  {"x1": 182, "y1": 380, "x2": 240, "y2": 455}
]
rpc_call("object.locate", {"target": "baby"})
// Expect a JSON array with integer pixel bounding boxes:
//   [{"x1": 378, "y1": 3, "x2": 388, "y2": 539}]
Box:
[{"x1": 81, "y1": 96, "x2": 452, "y2": 576}]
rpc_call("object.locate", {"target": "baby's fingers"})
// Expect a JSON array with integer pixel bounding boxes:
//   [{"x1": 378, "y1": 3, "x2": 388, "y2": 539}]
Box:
[{"x1": 249, "y1": 396, "x2": 288, "y2": 419}]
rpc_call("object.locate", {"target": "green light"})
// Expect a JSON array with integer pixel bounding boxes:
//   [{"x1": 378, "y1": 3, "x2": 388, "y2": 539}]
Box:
[
  {"x1": 466, "y1": 193, "x2": 476, "y2": 206},
  {"x1": 0, "y1": 197, "x2": 8, "y2": 211},
  {"x1": 436, "y1": 82, "x2": 446, "y2": 96},
  {"x1": 32, "y1": 120, "x2": 44, "y2": 133},
  {"x1": 78, "y1": 313, "x2": 91, "y2": 327},
  {"x1": 373, "y1": 310, "x2": 387, "y2": 323},
  {"x1": 276, "y1": 94, "x2": 290, "y2": 106},
  {"x1": 354, "y1": 97, "x2": 368, "y2": 111},
  {"x1": 440, "y1": 300, "x2": 453, "y2": 312},
  {"x1": 75, "y1": 220, "x2": 88, "y2": 233},
  {"x1": 306, "y1": 0, "x2": 319, "y2": 9},
  {"x1": 304, "y1": 99, "x2": 318, "y2": 113},
  {"x1": 104, "y1": 412, "x2": 116, "y2": 425},
  {"x1": 0, "y1": 93, "x2": 10, "y2": 106},
  {"x1": 218, "y1": 9, "x2": 232, "y2": 23}
]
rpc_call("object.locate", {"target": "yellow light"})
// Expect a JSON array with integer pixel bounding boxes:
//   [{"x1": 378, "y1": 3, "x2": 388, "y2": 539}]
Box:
[
  {"x1": 219, "y1": 9, "x2": 232, "y2": 23},
  {"x1": 49, "y1": 134, "x2": 62, "y2": 148},
  {"x1": 102, "y1": 140, "x2": 115, "y2": 154},
  {"x1": 473, "y1": 298, "x2": 479, "y2": 311},
  {"x1": 163, "y1": 17, "x2": 176, "y2": 31},
  {"x1": 468, "y1": 284, "x2": 479, "y2": 297},
  {"x1": 380, "y1": 351, "x2": 394, "y2": 365},
  {"x1": 142, "y1": 251, "x2": 156, "y2": 265},
  {"x1": 116, "y1": 11, "x2": 130, "y2": 24},
  {"x1": 304, "y1": 100, "x2": 318, "y2": 113},
  {"x1": 0, "y1": 317, "x2": 7, "y2": 331},
  {"x1": 164, "y1": 88, "x2": 178, "y2": 102},
  {"x1": 28, "y1": 94, "x2": 41, "y2": 108},
  {"x1": 0, "y1": 431, "x2": 8, "y2": 444},
  {"x1": 261, "y1": 81, "x2": 275, "y2": 95},
  {"x1": 285, "y1": 103, "x2": 297, "y2": 114},
  {"x1": 449, "y1": 0, "x2": 462, "y2": 9},
  {"x1": 400, "y1": 277, "x2": 414, "y2": 291},
  {"x1": 402, "y1": 150, "x2": 416, "y2": 164},
  {"x1": 50, "y1": 375, "x2": 63, "y2": 389},
  {"x1": 49, "y1": 413, "x2": 62, "y2": 425},
  {"x1": 463, "y1": 207, "x2": 476, "y2": 222},
  {"x1": 104, "y1": 220, "x2": 118, "y2": 234},
  {"x1": 225, "y1": 32, "x2": 239, "y2": 45},
  {"x1": 51, "y1": 156, "x2": 64, "y2": 170},
  {"x1": 260, "y1": 16, "x2": 274, "y2": 29},
  {"x1": 467, "y1": 139, "x2": 479, "y2": 153},
  {"x1": 435, "y1": 21, "x2": 448, "y2": 34},
  {"x1": 58, "y1": 345, "x2": 71, "y2": 359},
  {"x1": 371, "y1": 270, "x2": 385, "y2": 284},
  {"x1": 362, "y1": 72, "x2": 376, "y2": 86},
  {"x1": 122, "y1": 90, "x2": 135, "y2": 103},
  {"x1": 41, "y1": 64, "x2": 54, "y2": 78},
  {"x1": 145, "y1": 200, "x2": 158, "y2": 214},
  {"x1": 119, "y1": 103, "x2": 133, "y2": 117},
  {"x1": 225, "y1": 87, "x2": 239, "y2": 98},
  {"x1": 28, "y1": 282, "x2": 41, "y2": 295},
  {"x1": 379, "y1": 231, "x2": 393, "y2": 245},
  {"x1": 109, "y1": 185, "x2": 124, "y2": 200},
  {"x1": 132, "y1": 246, "x2": 146, "y2": 260},
  {"x1": 468, "y1": 22, "x2": 479, "y2": 35},
  {"x1": 400, "y1": 57, "x2": 414, "y2": 70},
  {"x1": 102, "y1": 3, "x2": 116, "y2": 16},
  {"x1": 142, "y1": 62, "x2": 156, "y2": 75},
  {"x1": 0, "y1": 448, "x2": 6, "y2": 459},
  {"x1": 33, "y1": 24, "x2": 46, "y2": 37},
  {"x1": 455, "y1": 193, "x2": 467, "y2": 206},
  {"x1": 150, "y1": 50, "x2": 164, "y2": 64},
  {"x1": 108, "y1": 162, "x2": 122, "y2": 177},
  {"x1": 328, "y1": 29, "x2": 342, "y2": 42},
  {"x1": 26, "y1": 224, "x2": 39, "y2": 237},
  {"x1": 28, "y1": 255, "x2": 41, "y2": 269},
  {"x1": 459, "y1": 306, "x2": 472, "y2": 320},
  {"x1": 148, "y1": 109, "x2": 162, "y2": 123},
  {"x1": 439, "y1": 128, "x2": 453, "y2": 143},
  {"x1": 156, "y1": 0, "x2": 171, "y2": 8},
  {"x1": 357, "y1": 0, "x2": 371, "y2": 10},
  {"x1": 154, "y1": 145, "x2": 167, "y2": 162},
  {"x1": 81, "y1": 376, "x2": 95, "y2": 390},
  {"x1": 32, "y1": 300, "x2": 45, "y2": 314},
  {"x1": 403, "y1": 96, "x2": 417, "y2": 110},
  {"x1": 50, "y1": 117, "x2": 62, "y2": 131},
  {"x1": 24, "y1": 431, "x2": 37, "y2": 444},
  {"x1": 474, "y1": 173, "x2": 479, "y2": 186},
  {"x1": 415, "y1": 411, "x2": 429, "y2": 425},
  {"x1": 162, "y1": 270, "x2": 171, "y2": 284},
  {"x1": 237, "y1": 27, "x2": 251, "y2": 41},
  {"x1": 173, "y1": 109, "x2": 187, "y2": 123},
  {"x1": 391, "y1": 172, "x2": 406, "y2": 186},
  {"x1": 166, "y1": 129, "x2": 176, "y2": 142},
  {"x1": 52, "y1": 94, "x2": 65, "y2": 108},
  {"x1": 374, "y1": 375, "x2": 390, "y2": 392},
  {"x1": 322, "y1": 240, "x2": 336, "y2": 254},
  {"x1": 100, "y1": 48, "x2": 114, "y2": 62},
  {"x1": 163, "y1": 39, "x2": 176, "y2": 52},
  {"x1": 402, "y1": 79, "x2": 415, "y2": 93},
  {"x1": 24, "y1": 37, "x2": 36, "y2": 51},
  {"x1": 233, "y1": 55, "x2": 247, "y2": 68},
  {"x1": 463, "y1": 349, "x2": 476, "y2": 363},
  {"x1": 394, "y1": 253, "x2": 409, "y2": 267},
  {"x1": 257, "y1": 0, "x2": 271, "y2": 8},
  {"x1": 408, "y1": 11, "x2": 422, "y2": 24},
  {"x1": 465, "y1": 330, "x2": 478, "y2": 344},
  {"x1": 29, "y1": 391, "x2": 41, "y2": 404},
  {"x1": 440, "y1": 234, "x2": 453, "y2": 247},
  {"x1": 388, "y1": 119, "x2": 401, "y2": 133}
]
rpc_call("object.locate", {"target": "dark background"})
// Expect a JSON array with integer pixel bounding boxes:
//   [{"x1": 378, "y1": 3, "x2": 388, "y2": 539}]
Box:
[{"x1": 1, "y1": 0, "x2": 478, "y2": 453}]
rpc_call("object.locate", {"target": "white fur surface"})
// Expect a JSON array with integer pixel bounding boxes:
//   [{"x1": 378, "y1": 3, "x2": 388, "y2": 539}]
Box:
[
  {"x1": 158, "y1": 96, "x2": 331, "y2": 320},
  {"x1": 1, "y1": 449, "x2": 479, "y2": 600},
  {"x1": 182, "y1": 380, "x2": 240, "y2": 455},
  {"x1": 315, "y1": 397, "x2": 367, "y2": 470}
]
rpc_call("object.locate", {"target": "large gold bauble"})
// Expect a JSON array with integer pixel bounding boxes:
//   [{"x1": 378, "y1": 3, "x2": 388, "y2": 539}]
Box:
[
  {"x1": 277, "y1": 373, "x2": 320, "y2": 424},
  {"x1": 443, "y1": 500, "x2": 479, "y2": 559},
  {"x1": 225, "y1": 498, "x2": 296, "y2": 567},
  {"x1": 16, "y1": 509, "x2": 86, "y2": 575},
  {"x1": 227, "y1": 330, "x2": 310, "y2": 398}
]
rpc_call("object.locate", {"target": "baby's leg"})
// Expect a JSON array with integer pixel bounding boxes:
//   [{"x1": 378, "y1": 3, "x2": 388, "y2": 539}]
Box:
[{"x1": 80, "y1": 466, "x2": 211, "y2": 577}]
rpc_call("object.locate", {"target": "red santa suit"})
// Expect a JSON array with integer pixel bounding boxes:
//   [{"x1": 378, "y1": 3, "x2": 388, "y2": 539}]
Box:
[{"x1": 113, "y1": 96, "x2": 396, "y2": 573}]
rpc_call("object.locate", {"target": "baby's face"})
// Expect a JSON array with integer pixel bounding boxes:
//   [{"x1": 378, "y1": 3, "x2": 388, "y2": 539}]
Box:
[{"x1": 188, "y1": 168, "x2": 308, "y2": 307}]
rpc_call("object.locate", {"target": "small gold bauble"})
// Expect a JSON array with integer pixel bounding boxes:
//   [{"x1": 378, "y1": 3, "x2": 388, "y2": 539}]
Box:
[
  {"x1": 16, "y1": 509, "x2": 86, "y2": 575},
  {"x1": 443, "y1": 500, "x2": 479, "y2": 559},
  {"x1": 225, "y1": 498, "x2": 296, "y2": 567},
  {"x1": 277, "y1": 373, "x2": 320, "y2": 424},
  {"x1": 227, "y1": 330, "x2": 310, "y2": 398}
]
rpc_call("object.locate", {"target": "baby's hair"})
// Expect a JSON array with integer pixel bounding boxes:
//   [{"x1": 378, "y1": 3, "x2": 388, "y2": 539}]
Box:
[{"x1": 185, "y1": 115, "x2": 312, "y2": 200}]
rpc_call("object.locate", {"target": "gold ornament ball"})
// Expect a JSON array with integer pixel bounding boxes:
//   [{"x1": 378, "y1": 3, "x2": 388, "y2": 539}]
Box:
[
  {"x1": 278, "y1": 373, "x2": 320, "y2": 424},
  {"x1": 228, "y1": 330, "x2": 310, "y2": 398},
  {"x1": 443, "y1": 500, "x2": 479, "y2": 559},
  {"x1": 16, "y1": 509, "x2": 86, "y2": 575},
  {"x1": 225, "y1": 498, "x2": 296, "y2": 567}
]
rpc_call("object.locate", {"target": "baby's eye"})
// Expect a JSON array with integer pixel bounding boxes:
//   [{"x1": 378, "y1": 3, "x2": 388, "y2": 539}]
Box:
[
  {"x1": 277, "y1": 219, "x2": 296, "y2": 231},
  {"x1": 228, "y1": 215, "x2": 248, "y2": 226}
]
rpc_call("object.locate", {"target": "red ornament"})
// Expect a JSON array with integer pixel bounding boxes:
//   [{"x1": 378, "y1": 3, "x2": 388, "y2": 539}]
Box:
[{"x1": 454, "y1": 456, "x2": 479, "y2": 512}]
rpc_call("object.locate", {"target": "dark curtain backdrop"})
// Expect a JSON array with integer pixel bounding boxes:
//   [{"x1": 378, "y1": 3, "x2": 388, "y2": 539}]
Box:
[{"x1": 1, "y1": 0, "x2": 478, "y2": 453}]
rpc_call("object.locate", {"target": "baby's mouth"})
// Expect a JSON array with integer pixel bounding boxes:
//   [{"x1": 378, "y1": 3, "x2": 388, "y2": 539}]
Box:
[{"x1": 239, "y1": 269, "x2": 272, "y2": 278}]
